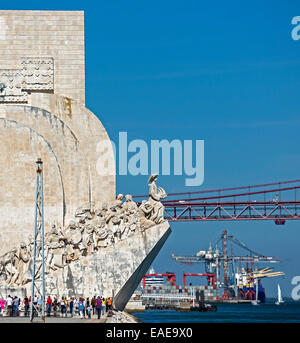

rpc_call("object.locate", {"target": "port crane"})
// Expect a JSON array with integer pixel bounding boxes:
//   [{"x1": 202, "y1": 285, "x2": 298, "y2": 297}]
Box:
[
  {"x1": 172, "y1": 229, "x2": 283, "y2": 298},
  {"x1": 251, "y1": 267, "x2": 284, "y2": 279}
]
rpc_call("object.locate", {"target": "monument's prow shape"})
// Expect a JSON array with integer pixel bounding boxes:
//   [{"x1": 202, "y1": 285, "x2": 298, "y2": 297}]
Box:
[{"x1": 0, "y1": 10, "x2": 171, "y2": 308}]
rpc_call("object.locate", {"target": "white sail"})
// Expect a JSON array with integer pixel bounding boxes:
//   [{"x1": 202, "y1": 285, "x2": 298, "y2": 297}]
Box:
[
  {"x1": 278, "y1": 284, "x2": 282, "y2": 302},
  {"x1": 275, "y1": 283, "x2": 284, "y2": 305}
]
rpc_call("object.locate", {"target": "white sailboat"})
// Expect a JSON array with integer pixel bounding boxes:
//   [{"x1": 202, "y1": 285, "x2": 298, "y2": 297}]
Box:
[{"x1": 275, "y1": 283, "x2": 284, "y2": 305}]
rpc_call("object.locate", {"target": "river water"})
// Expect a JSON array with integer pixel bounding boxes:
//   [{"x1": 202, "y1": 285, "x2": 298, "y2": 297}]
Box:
[{"x1": 132, "y1": 299, "x2": 300, "y2": 323}]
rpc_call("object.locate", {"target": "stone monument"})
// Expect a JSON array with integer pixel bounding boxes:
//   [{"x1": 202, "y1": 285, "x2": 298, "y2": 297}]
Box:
[{"x1": 0, "y1": 10, "x2": 171, "y2": 309}]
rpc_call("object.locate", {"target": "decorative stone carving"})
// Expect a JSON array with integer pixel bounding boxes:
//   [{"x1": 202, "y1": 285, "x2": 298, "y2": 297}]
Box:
[
  {"x1": 94, "y1": 219, "x2": 109, "y2": 248},
  {"x1": 81, "y1": 224, "x2": 95, "y2": 255},
  {"x1": 0, "y1": 175, "x2": 168, "y2": 287},
  {"x1": 123, "y1": 194, "x2": 138, "y2": 214},
  {"x1": 0, "y1": 57, "x2": 54, "y2": 103},
  {"x1": 17, "y1": 242, "x2": 31, "y2": 286},
  {"x1": 95, "y1": 202, "x2": 108, "y2": 219},
  {"x1": 139, "y1": 200, "x2": 155, "y2": 229},
  {"x1": 0, "y1": 70, "x2": 27, "y2": 102},
  {"x1": 64, "y1": 220, "x2": 81, "y2": 263},
  {"x1": 45, "y1": 225, "x2": 67, "y2": 272},
  {"x1": 148, "y1": 174, "x2": 167, "y2": 224},
  {"x1": 0, "y1": 247, "x2": 19, "y2": 285},
  {"x1": 21, "y1": 58, "x2": 54, "y2": 91}
]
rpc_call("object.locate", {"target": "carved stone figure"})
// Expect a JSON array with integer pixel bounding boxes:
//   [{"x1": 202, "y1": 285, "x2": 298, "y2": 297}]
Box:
[
  {"x1": 106, "y1": 231, "x2": 115, "y2": 246},
  {"x1": 82, "y1": 224, "x2": 95, "y2": 255},
  {"x1": 1, "y1": 247, "x2": 19, "y2": 285},
  {"x1": 46, "y1": 226, "x2": 67, "y2": 271},
  {"x1": 17, "y1": 242, "x2": 31, "y2": 285},
  {"x1": 120, "y1": 215, "x2": 130, "y2": 237},
  {"x1": 122, "y1": 214, "x2": 139, "y2": 237},
  {"x1": 95, "y1": 219, "x2": 109, "y2": 248},
  {"x1": 112, "y1": 215, "x2": 122, "y2": 240},
  {"x1": 139, "y1": 200, "x2": 155, "y2": 229},
  {"x1": 115, "y1": 199, "x2": 125, "y2": 218},
  {"x1": 96, "y1": 202, "x2": 108, "y2": 219},
  {"x1": 116, "y1": 193, "x2": 124, "y2": 201},
  {"x1": 123, "y1": 194, "x2": 138, "y2": 214},
  {"x1": 64, "y1": 220, "x2": 81, "y2": 262},
  {"x1": 106, "y1": 204, "x2": 122, "y2": 233},
  {"x1": 75, "y1": 202, "x2": 94, "y2": 221},
  {"x1": 148, "y1": 174, "x2": 167, "y2": 224},
  {"x1": 130, "y1": 214, "x2": 140, "y2": 232}
]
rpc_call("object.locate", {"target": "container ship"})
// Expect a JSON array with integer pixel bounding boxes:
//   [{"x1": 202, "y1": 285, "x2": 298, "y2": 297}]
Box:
[{"x1": 126, "y1": 230, "x2": 284, "y2": 310}]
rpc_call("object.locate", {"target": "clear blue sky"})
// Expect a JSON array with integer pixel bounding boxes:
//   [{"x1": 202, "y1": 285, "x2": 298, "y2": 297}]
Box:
[{"x1": 3, "y1": 1, "x2": 300, "y2": 297}]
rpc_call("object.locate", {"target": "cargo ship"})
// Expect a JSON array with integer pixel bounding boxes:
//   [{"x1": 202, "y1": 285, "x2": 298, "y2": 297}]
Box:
[
  {"x1": 172, "y1": 230, "x2": 284, "y2": 304},
  {"x1": 235, "y1": 269, "x2": 266, "y2": 302},
  {"x1": 127, "y1": 230, "x2": 284, "y2": 310}
]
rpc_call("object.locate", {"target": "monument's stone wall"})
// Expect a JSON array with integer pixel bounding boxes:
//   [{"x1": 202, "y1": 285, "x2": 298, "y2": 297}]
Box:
[
  {"x1": 0, "y1": 10, "x2": 85, "y2": 104},
  {"x1": 0, "y1": 10, "x2": 116, "y2": 255},
  {"x1": 0, "y1": 10, "x2": 170, "y2": 307}
]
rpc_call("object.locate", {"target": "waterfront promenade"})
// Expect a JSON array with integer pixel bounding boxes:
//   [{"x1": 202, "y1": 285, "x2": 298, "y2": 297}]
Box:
[
  {"x1": 0, "y1": 310, "x2": 138, "y2": 323},
  {"x1": 0, "y1": 312, "x2": 108, "y2": 323}
]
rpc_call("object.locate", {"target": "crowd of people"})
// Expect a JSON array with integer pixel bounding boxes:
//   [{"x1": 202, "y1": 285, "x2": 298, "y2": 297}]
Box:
[{"x1": 0, "y1": 294, "x2": 113, "y2": 319}]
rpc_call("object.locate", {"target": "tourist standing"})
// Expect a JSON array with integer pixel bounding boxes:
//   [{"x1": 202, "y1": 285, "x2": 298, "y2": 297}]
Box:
[
  {"x1": 13, "y1": 296, "x2": 19, "y2": 317},
  {"x1": 86, "y1": 297, "x2": 90, "y2": 317},
  {"x1": 18, "y1": 299, "x2": 22, "y2": 316},
  {"x1": 32, "y1": 297, "x2": 38, "y2": 317},
  {"x1": 46, "y1": 296, "x2": 52, "y2": 317},
  {"x1": 91, "y1": 296, "x2": 96, "y2": 315},
  {"x1": 106, "y1": 297, "x2": 112, "y2": 311},
  {"x1": 78, "y1": 298, "x2": 85, "y2": 319},
  {"x1": 69, "y1": 297, "x2": 74, "y2": 317},
  {"x1": 64, "y1": 297, "x2": 68, "y2": 317},
  {"x1": 60, "y1": 296, "x2": 66, "y2": 317},
  {"x1": 101, "y1": 297, "x2": 106, "y2": 316},
  {"x1": 82, "y1": 298, "x2": 86, "y2": 318},
  {"x1": 96, "y1": 296, "x2": 102, "y2": 319},
  {"x1": 53, "y1": 298, "x2": 58, "y2": 317},
  {"x1": 0, "y1": 298, "x2": 6, "y2": 316},
  {"x1": 6, "y1": 295, "x2": 12, "y2": 317},
  {"x1": 74, "y1": 297, "x2": 78, "y2": 316},
  {"x1": 24, "y1": 297, "x2": 29, "y2": 317},
  {"x1": 87, "y1": 302, "x2": 92, "y2": 319}
]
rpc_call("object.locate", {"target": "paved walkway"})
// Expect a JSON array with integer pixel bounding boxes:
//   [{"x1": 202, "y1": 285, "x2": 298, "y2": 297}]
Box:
[{"x1": 0, "y1": 312, "x2": 108, "y2": 323}]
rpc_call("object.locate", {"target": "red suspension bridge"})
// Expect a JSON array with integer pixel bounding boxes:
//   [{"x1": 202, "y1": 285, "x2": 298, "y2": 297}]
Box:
[{"x1": 133, "y1": 179, "x2": 300, "y2": 224}]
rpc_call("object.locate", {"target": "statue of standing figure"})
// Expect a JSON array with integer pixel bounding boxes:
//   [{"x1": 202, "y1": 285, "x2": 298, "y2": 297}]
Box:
[
  {"x1": 0, "y1": 247, "x2": 19, "y2": 285},
  {"x1": 17, "y1": 242, "x2": 31, "y2": 285},
  {"x1": 148, "y1": 174, "x2": 167, "y2": 224},
  {"x1": 45, "y1": 225, "x2": 67, "y2": 272},
  {"x1": 81, "y1": 224, "x2": 96, "y2": 255},
  {"x1": 64, "y1": 220, "x2": 81, "y2": 262}
]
